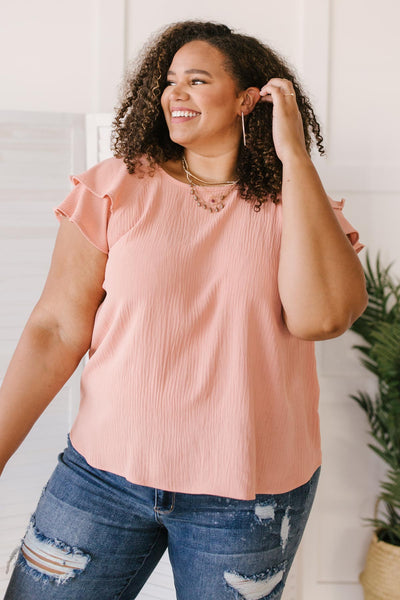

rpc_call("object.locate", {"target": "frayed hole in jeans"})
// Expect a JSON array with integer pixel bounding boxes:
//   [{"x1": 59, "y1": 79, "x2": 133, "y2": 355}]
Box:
[{"x1": 17, "y1": 518, "x2": 90, "y2": 585}]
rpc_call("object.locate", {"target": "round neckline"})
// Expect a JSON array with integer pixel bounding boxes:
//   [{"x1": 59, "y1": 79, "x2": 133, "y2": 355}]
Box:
[{"x1": 158, "y1": 163, "x2": 239, "y2": 192}]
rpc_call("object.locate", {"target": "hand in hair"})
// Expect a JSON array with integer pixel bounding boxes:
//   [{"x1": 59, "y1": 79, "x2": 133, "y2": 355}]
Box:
[{"x1": 259, "y1": 78, "x2": 307, "y2": 164}]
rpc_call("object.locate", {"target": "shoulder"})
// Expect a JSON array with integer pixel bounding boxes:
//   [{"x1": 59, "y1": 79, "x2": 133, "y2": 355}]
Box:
[
  {"x1": 70, "y1": 157, "x2": 131, "y2": 199},
  {"x1": 70, "y1": 156, "x2": 162, "y2": 211}
]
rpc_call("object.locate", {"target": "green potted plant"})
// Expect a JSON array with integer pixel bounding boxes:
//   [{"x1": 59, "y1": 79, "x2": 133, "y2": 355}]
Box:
[{"x1": 349, "y1": 251, "x2": 400, "y2": 599}]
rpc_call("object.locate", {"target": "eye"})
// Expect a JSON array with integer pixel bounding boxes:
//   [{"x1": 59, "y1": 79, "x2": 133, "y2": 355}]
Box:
[
  {"x1": 191, "y1": 79, "x2": 206, "y2": 85},
  {"x1": 165, "y1": 81, "x2": 176, "y2": 87}
]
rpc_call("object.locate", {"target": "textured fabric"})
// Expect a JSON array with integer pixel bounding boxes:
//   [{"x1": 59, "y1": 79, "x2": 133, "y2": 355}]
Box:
[{"x1": 53, "y1": 157, "x2": 363, "y2": 500}]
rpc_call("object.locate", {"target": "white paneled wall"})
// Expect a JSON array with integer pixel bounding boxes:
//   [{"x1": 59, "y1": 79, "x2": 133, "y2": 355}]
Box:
[{"x1": 0, "y1": 112, "x2": 86, "y2": 596}]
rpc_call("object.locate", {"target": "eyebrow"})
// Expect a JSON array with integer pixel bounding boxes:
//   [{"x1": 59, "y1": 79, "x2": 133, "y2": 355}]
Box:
[{"x1": 167, "y1": 69, "x2": 213, "y2": 78}]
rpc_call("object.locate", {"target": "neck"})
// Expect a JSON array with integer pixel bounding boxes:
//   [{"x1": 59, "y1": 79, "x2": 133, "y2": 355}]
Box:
[{"x1": 183, "y1": 149, "x2": 239, "y2": 185}]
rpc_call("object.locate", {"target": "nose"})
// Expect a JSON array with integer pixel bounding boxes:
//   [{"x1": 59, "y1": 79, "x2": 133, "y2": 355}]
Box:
[{"x1": 169, "y1": 82, "x2": 190, "y2": 101}]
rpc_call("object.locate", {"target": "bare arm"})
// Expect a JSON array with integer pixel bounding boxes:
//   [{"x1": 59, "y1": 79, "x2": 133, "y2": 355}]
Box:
[
  {"x1": 258, "y1": 79, "x2": 368, "y2": 340},
  {"x1": 278, "y1": 154, "x2": 368, "y2": 340},
  {"x1": 0, "y1": 216, "x2": 107, "y2": 473}
]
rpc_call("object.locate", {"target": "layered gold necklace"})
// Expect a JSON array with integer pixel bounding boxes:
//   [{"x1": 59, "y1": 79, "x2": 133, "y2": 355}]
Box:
[{"x1": 181, "y1": 156, "x2": 238, "y2": 213}]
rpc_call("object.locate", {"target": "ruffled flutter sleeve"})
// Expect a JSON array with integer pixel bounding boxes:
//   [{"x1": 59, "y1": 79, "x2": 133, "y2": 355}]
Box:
[
  {"x1": 53, "y1": 175, "x2": 112, "y2": 254},
  {"x1": 329, "y1": 197, "x2": 364, "y2": 254}
]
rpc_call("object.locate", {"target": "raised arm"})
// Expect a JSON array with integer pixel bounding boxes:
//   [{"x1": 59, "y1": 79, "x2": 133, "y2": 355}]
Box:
[
  {"x1": 0, "y1": 216, "x2": 107, "y2": 474},
  {"x1": 259, "y1": 78, "x2": 368, "y2": 341}
]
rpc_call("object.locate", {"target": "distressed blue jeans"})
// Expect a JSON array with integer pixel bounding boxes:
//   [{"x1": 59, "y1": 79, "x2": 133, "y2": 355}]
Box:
[{"x1": 5, "y1": 437, "x2": 320, "y2": 599}]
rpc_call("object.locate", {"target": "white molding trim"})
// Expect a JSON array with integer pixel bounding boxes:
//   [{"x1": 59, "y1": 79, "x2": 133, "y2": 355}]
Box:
[
  {"x1": 70, "y1": 116, "x2": 87, "y2": 175},
  {"x1": 92, "y1": 0, "x2": 126, "y2": 113},
  {"x1": 85, "y1": 113, "x2": 113, "y2": 168}
]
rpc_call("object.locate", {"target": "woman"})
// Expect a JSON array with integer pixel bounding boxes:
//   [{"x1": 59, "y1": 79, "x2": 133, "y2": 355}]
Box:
[{"x1": 2, "y1": 20, "x2": 367, "y2": 600}]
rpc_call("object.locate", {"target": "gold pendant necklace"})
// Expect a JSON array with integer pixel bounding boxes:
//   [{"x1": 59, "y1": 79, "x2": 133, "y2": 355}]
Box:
[{"x1": 181, "y1": 157, "x2": 238, "y2": 213}]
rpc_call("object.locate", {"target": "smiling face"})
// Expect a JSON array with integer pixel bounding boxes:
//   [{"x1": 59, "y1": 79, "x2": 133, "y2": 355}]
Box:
[{"x1": 161, "y1": 40, "x2": 244, "y2": 155}]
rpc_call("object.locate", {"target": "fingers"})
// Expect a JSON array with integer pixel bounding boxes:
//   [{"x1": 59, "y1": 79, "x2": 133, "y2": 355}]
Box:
[{"x1": 259, "y1": 78, "x2": 296, "y2": 103}]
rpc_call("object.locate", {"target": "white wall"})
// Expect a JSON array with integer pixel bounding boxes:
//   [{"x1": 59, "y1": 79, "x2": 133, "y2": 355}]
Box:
[
  {"x1": 1, "y1": 1, "x2": 400, "y2": 599},
  {"x1": 0, "y1": 0, "x2": 125, "y2": 113},
  {"x1": 2, "y1": 0, "x2": 400, "y2": 186}
]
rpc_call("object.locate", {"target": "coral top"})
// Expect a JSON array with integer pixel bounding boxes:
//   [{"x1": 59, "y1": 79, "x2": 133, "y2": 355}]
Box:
[{"x1": 54, "y1": 157, "x2": 364, "y2": 500}]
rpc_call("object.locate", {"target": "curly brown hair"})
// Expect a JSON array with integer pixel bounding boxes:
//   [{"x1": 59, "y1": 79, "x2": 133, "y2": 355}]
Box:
[{"x1": 111, "y1": 20, "x2": 324, "y2": 211}]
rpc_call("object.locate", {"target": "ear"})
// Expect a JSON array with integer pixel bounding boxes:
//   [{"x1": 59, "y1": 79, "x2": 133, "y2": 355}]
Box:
[{"x1": 239, "y1": 87, "x2": 261, "y2": 116}]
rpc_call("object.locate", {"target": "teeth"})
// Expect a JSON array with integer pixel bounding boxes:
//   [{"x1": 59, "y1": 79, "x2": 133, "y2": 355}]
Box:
[{"x1": 171, "y1": 111, "x2": 199, "y2": 118}]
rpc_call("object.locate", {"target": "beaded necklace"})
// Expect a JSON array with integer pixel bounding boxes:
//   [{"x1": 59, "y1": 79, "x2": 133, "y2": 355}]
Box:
[{"x1": 181, "y1": 156, "x2": 238, "y2": 213}]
